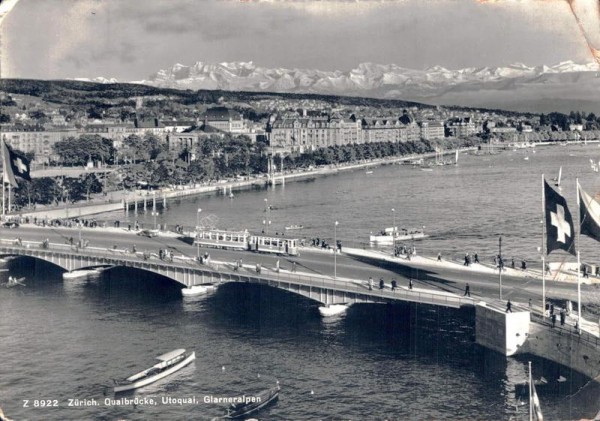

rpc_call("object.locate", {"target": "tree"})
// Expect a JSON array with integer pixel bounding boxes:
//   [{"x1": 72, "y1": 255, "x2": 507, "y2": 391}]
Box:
[
  {"x1": 0, "y1": 113, "x2": 10, "y2": 123},
  {"x1": 53, "y1": 135, "x2": 114, "y2": 166}
]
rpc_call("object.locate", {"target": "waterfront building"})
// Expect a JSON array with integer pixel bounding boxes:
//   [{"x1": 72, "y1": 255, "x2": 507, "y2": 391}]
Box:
[
  {"x1": 418, "y1": 120, "x2": 445, "y2": 140},
  {"x1": 1, "y1": 126, "x2": 78, "y2": 163},
  {"x1": 361, "y1": 117, "x2": 407, "y2": 144},
  {"x1": 446, "y1": 117, "x2": 477, "y2": 138},
  {"x1": 82, "y1": 122, "x2": 136, "y2": 149},
  {"x1": 167, "y1": 125, "x2": 225, "y2": 153},
  {"x1": 269, "y1": 114, "x2": 361, "y2": 153},
  {"x1": 200, "y1": 107, "x2": 246, "y2": 133},
  {"x1": 134, "y1": 118, "x2": 166, "y2": 136}
]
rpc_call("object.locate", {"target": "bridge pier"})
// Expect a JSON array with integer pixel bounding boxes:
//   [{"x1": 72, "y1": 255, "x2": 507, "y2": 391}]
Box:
[{"x1": 475, "y1": 302, "x2": 530, "y2": 356}]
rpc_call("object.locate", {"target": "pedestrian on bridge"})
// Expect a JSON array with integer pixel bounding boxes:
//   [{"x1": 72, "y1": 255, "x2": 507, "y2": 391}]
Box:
[
  {"x1": 391, "y1": 279, "x2": 397, "y2": 291},
  {"x1": 551, "y1": 313, "x2": 557, "y2": 328},
  {"x1": 292, "y1": 262, "x2": 296, "y2": 273},
  {"x1": 506, "y1": 299, "x2": 512, "y2": 313},
  {"x1": 464, "y1": 283, "x2": 470, "y2": 297},
  {"x1": 437, "y1": 253, "x2": 442, "y2": 262},
  {"x1": 379, "y1": 278, "x2": 385, "y2": 290},
  {"x1": 368, "y1": 277, "x2": 373, "y2": 290},
  {"x1": 474, "y1": 253, "x2": 479, "y2": 264},
  {"x1": 408, "y1": 279, "x2": 413, "y2": 290}
]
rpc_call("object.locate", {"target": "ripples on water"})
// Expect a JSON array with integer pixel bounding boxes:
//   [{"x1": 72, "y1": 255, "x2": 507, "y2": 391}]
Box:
[{"x1": 2, "y1": 146, "x2": 600, "y2": 420}]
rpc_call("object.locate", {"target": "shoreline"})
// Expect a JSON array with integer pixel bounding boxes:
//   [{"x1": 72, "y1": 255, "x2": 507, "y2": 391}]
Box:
[{"x1": 13, "y1": 147, "x2": 476, "y2": 220}]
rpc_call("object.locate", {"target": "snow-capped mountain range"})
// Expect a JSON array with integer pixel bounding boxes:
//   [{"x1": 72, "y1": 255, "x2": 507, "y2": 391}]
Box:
[{"x1": 76, "y1": 60, "x2": 600, "y2": 113}]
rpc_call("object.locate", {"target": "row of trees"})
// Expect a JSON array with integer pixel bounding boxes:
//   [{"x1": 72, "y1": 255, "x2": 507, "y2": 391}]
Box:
[
  {"x1": 540, "y1": 112, "x2": 600, "y2": 131},
  {"x1": 13, "y1": 174, "x2": 103, "y2": 209}
]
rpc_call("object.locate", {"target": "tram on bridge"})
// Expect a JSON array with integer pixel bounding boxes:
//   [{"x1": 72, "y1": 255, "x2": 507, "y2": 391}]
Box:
[{"x1": 194, "y1": 229, "x2": 299, "y2": 256}]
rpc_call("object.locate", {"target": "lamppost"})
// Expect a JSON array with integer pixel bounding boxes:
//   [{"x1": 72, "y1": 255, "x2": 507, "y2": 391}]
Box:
[
  {"x1": 262, "y1": 219, "x2": 271, "y2": 234},
  {"x1": 498, "y1": 236, "x2": 503, "y2": 300},
  {"x1": 334, "y1": 221, "x2": 339, "y2": 280},
  {"x1": 196, "y1": 208, "x2": 202, "y2": 258},
  {"x1": 392, "y1": 208, "x2": 396, "y2": 252},
  {"x1": 151, "y1": 211, "x2": 158, "y2": 231},
  {"x1": 264, "y1": 198, "x2": 270, "y2": 235}
]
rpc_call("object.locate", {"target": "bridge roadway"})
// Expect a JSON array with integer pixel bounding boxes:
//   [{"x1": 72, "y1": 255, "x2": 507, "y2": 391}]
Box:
[
  {"x1": 0, "y1": 226, "x2": 475, "y2": 308},
  {"x1": 0, "y1": 224, "x2": 598, "y2": 311}
]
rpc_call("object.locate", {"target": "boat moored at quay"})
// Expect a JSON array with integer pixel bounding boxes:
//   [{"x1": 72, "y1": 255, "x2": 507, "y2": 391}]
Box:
[{"x1": 369, "y1": 227, "x2": 428, "y2": 244}]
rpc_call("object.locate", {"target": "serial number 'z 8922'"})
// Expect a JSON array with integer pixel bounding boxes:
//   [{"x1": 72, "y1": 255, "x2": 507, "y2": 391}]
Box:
[{"x1": 23, "y1": 399, "x2": 59, "y2": 407}]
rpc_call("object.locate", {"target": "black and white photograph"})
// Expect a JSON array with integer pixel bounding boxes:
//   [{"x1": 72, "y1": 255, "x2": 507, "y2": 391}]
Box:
[{"x1": 1, "y1": 0, "x2": 600, "y2": 419}]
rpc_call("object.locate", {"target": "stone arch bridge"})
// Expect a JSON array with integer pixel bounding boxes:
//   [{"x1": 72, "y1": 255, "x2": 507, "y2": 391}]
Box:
[{"x1": 0, "y1": 239, "x2": 473, "y2": 309}]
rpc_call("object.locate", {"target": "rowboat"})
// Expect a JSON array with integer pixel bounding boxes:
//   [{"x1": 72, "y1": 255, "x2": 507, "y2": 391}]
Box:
[
  {"x1": 369, "y1": 227, "x2": 428, "y2": 244},
  {"x1": 284, "y1": 225, "x2": 303, "y2": 231},
  {"x1": 181, "y1": 285, "x2": 209, "y2": 297},
  {"x1": 114, "y1": 349, "x2": 195, "y2": 393},
  {"x1": 3, "y1": 277, "x2": 25, "y2": 288},
  {"x1": 224, "y1": 383, "x2": 280, "y2": 419}
]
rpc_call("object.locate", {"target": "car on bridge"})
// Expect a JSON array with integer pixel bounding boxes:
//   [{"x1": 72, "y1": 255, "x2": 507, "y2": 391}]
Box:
[
  {"x1": 2, "y1": 221, "x2": 19, "y2": 229},
  {"x1": 137, "y1": 229, "x2": 158, "y2": 238}
]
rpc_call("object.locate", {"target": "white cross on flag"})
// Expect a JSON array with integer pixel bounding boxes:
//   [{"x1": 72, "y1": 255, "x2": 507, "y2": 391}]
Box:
[
  {"x1": 2, "y1": 140, "x2": 31, "y2": 187},
  {"x1": 544, "y1": 179, "x2": 576, "y2": 256}
]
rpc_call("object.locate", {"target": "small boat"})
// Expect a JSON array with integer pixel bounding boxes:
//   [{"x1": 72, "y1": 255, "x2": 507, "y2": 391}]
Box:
[
  {"x1": 365, "y1": 170, "x2": 373, "y2": 175},
  {"x1": 114, "y1": 349, "x2": 195, "y2": 393},
  {"x1": 319, "y1": 303, "x2": 349, "y2": 317},
  {"x1": 62, "y1": 269, "x2": 101, "y2": 280},
  {"x1": 284, "y1": 225, "x2": 303, "y2": 231},
  {"x1": 421, "y1": 167, "x2": 433, "y2": 172},
  {"x1": 553, "y1": 166, "x2": 562, "y2": 188},
  {"x1": 3, "y1": 277, "x2": 25, "y2": 288},
  {"x1": 224, "y1": 383, "x2": 280, "y2": 419},
  {"x1": 524, "y1": 156, "x2": 529, "y2": 161},
  {"x1": 181, "y1": 285, "x2": 209, "y2": 297},
  {"x1": 369, "y1": 227, "x2": 428, "y2": 244}
]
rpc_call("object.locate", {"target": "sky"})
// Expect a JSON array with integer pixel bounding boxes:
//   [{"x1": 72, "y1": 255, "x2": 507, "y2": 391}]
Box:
[{"x1": 1, "y1": 0, "x2": 599, "y2": 81}]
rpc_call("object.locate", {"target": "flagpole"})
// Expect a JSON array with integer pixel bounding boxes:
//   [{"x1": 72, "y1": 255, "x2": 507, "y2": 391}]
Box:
[
  {"x1": 1, "y1": 140, "x2": 5, "y2": 220},
  {"x1": 541, "y1": 174, "x2": 546, "y2": 319},
  {"x1": 529, "y1": 361, "x2": 533, "y2": 421},
  {"x1": 576, "y1": 178, "x2": 582, "y2": 334}
]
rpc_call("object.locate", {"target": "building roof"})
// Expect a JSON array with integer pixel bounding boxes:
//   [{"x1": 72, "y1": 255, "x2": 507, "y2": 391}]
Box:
[
  {"x1": 134, "y1": 118, "x2": 164, "y2": 129},
  {"x1": 202, "y1": 107, "x2": 242, "y2": 122}
]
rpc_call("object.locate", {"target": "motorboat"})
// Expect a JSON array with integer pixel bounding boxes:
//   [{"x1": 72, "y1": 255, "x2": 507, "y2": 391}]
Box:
[
  {"x1": 181, "y1": 285, "x2": 209, "y2": 297},
  {"x1": 369, "y1": 227, "x2": 428, "y2": 244},
  {"x1": 284, "y1": 225, "x2": 304, "y2": 231},
  {"x1": 114, "y1": 349, "x2": 195, "y2": 393},
  {"x1": 224, "y1": 383, "x2": 280, "y2": 419},
  {"x1": 318, "y1": 303, "x2": 349, "y2": 317},
  {"x1": 365, "y1": 170, "x2": 373, "y2": 175},
  {"x1": 62, "y1": 269, "x2": 101, "y2": 280}
]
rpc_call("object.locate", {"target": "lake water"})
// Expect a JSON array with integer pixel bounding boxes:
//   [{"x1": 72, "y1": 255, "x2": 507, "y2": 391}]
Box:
[{"x1": 2, "y1": 144, "x2": 600, "y2": 420}]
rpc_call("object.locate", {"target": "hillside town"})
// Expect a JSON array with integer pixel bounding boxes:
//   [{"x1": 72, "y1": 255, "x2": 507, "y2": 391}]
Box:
[{"x1": 2, "y1": 88, "x2": 600, "y2": 168}]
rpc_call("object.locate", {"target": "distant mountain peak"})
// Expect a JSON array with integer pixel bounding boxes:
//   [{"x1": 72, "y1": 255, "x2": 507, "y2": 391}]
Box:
[{"x1": 71, "y1": 60, "x2": 600, "y2": 114}]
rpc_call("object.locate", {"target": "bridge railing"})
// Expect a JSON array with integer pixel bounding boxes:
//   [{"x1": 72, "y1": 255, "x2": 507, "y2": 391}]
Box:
[
  {"x1": 530, "y1": 312, "x2": 600, "y2": 348},
  {"x1": 0, "y1": 239, "x2": 475, "y2": 308}
]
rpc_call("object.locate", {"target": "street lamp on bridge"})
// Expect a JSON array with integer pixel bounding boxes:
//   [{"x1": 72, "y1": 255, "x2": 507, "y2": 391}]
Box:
[
  {"x1": 264, "y1": 198, "x2": 270, "y2": 235},
  {"x1": 262, "y1": 219, "x2": 271, "y2": 234},
  {"x1": 196, "y1": 208, "x2": 202, "y2": 258},
  {"x1": 334, "y1": 220, "x2": 339, "y2": 280},
  {"x1": 151, "y1": 211, "x2": 158, "y2": 231}
]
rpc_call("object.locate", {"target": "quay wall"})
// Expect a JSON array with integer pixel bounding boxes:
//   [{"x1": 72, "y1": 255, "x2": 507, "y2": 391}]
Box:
[
  {"x1": 519, "y1": 322, "x2": 600, "y2": 381},
  {"x1": 18, "y1": 202, "x2": 123, "y2": 220}
]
